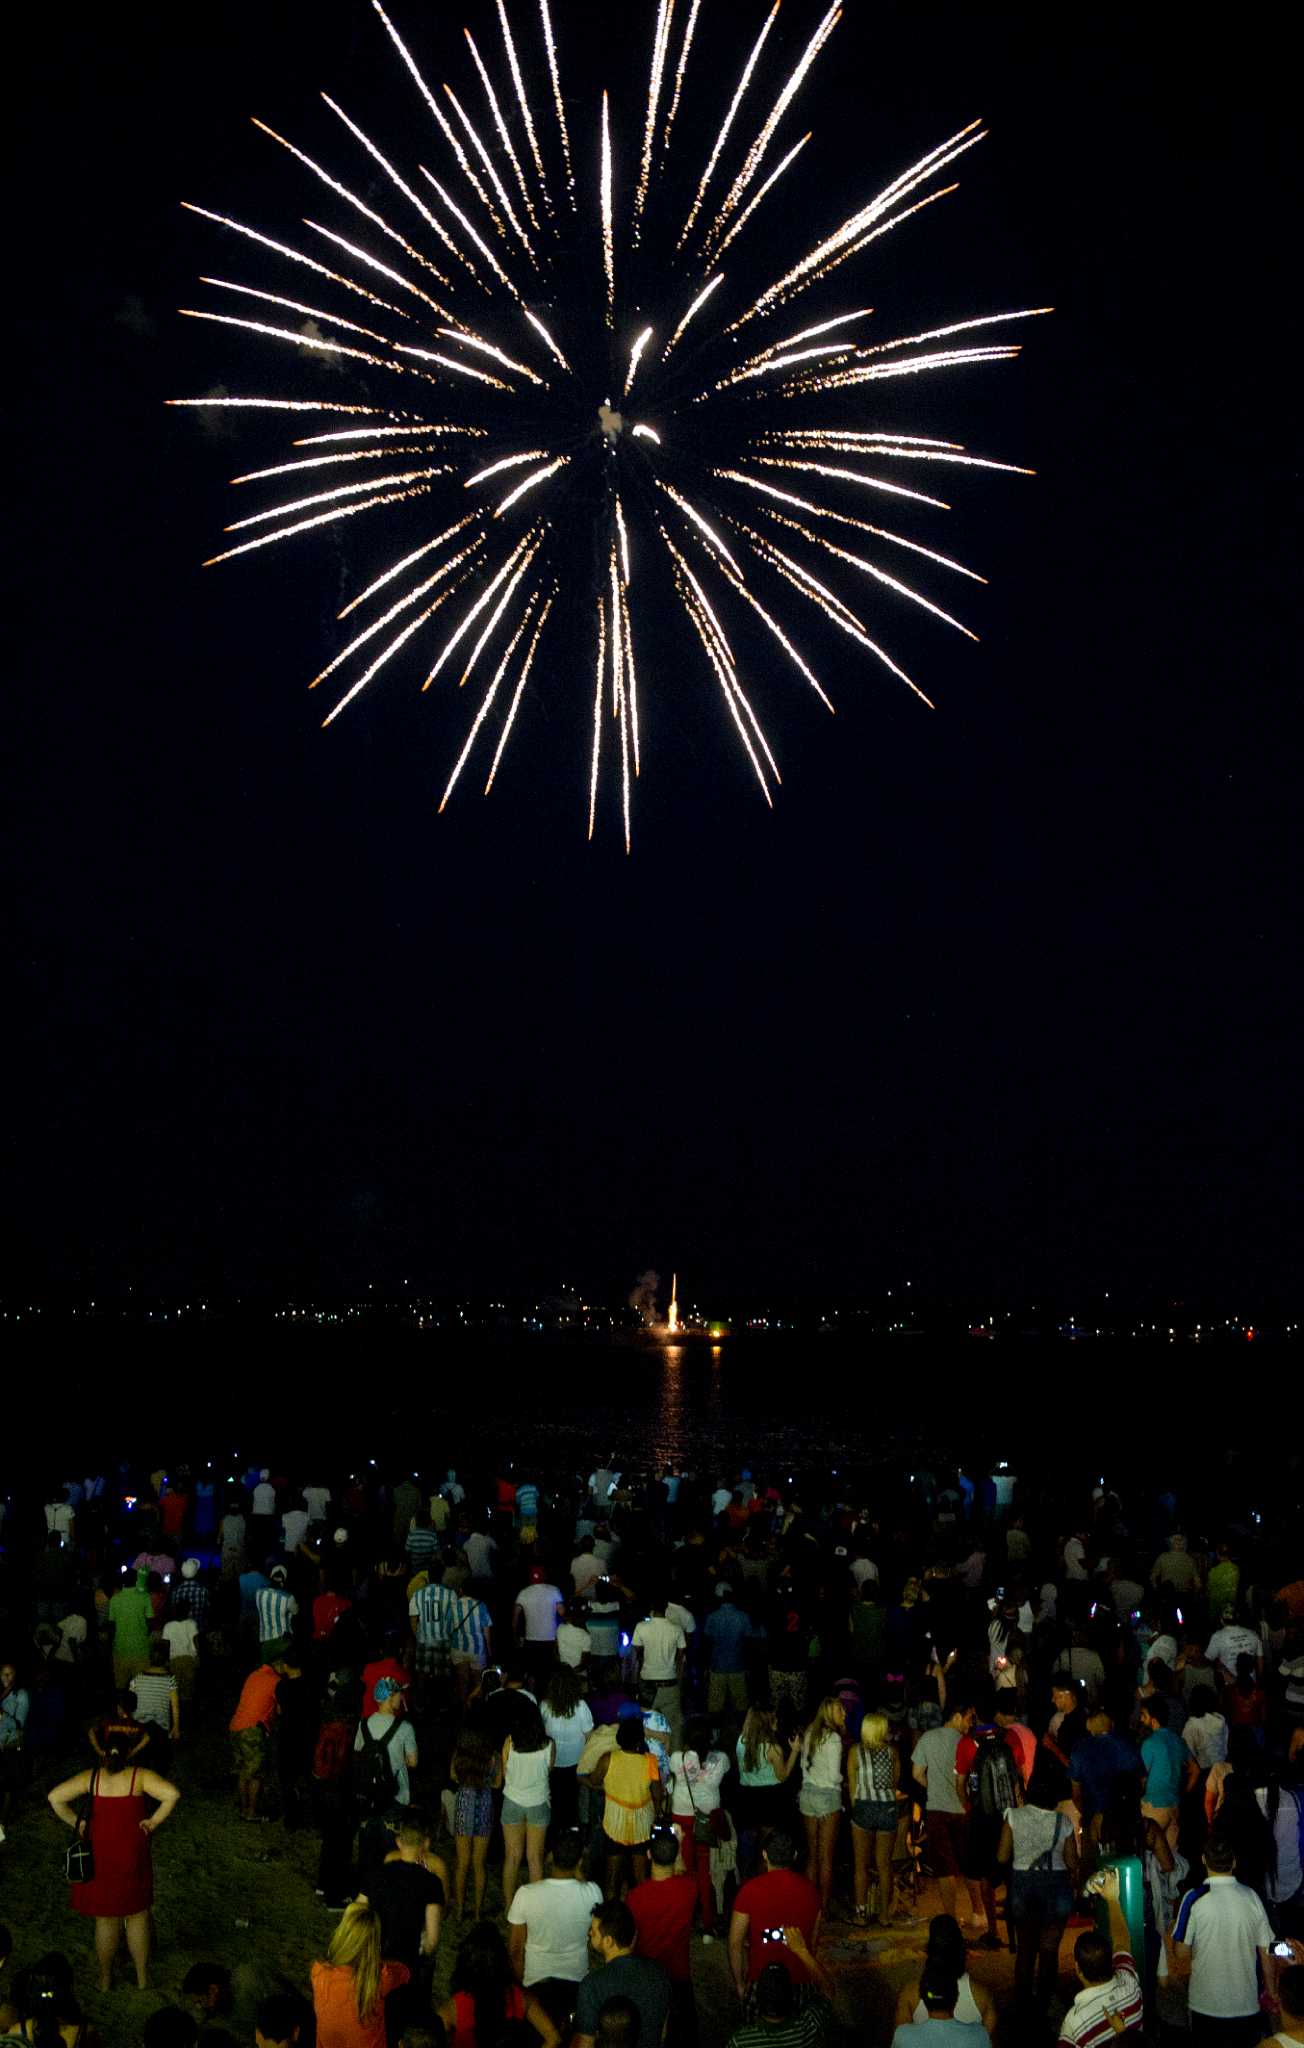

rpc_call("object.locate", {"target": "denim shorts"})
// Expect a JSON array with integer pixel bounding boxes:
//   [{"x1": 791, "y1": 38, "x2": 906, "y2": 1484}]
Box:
[
  {"x1": 502, "y1": 1796, "x2": 551, "y2": 1827},
  {"x1": 851, "y1": 1797, "x2": 899, "y2": 1834},
  {"x1": 797, "y1": 1785, "x2": 842, "y2": 1819}
]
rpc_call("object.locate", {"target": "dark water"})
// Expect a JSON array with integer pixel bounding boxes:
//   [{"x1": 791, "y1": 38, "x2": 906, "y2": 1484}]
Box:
[{"x1": 15, "y1": 1327, "x2": 1281, "y2": 1508}]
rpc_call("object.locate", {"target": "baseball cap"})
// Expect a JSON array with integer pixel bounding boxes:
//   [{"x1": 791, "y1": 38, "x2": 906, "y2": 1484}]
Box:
[
  {"x1": 181, "y1": 1558, "x2": 200, "y2": 1579},
  {"x1": 374, "y1": 1677, "x2": 406, "y2": 1703},
  {"x1": 615, "y1": 1700, "x2": 643, "y2": 1722},
  {"x1": 269, "y1": 1566, "x2": 288, "y2": 1585}
]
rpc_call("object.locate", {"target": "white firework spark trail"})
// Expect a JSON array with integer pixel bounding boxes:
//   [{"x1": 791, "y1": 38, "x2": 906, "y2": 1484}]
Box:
[{"x1": 177, "y1": 0, "x2": 1045, "y2": 844}]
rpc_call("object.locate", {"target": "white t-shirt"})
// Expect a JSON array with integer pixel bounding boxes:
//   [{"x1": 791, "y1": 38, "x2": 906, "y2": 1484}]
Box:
[
  {"x1": 851, "y1": 1557, "x2": 879, "y2": 1587},
  {"x1": 633, "y1": 1616, "x2": 687, "y2": 1681},
  {"x1": 56, "y1": 1613, "x2": 88, "y2": 1662},
  {"x1": 556, "y1": 1622, "x2": 592, "y2": 1668},
  {"x1": 515, "y1": 1583, "x2": 563, "y2": 1641},
  {"x1": 163, "y1": 1618, "x2": 199, "y2": 1661},
  {"x1": 1063, "y1": 1537, "x2": 1089, "y2": 1581},
  {"x1": 282, "y1": 1509, "x2": 310, "y2": 1552},
  {"x1": 45, "y1": 1503, "x2": 74, "y2": 1538},
  {"x1": 571, "y1": 1552, "x2": 604, "y2": 1596},
  {"x1": 1206, "y1": 1626, "x2": 1260, "y2": 1671},
  {"x1": 665, "y1": 1601, "x2": 696, "y2": 1638},
  {"x1": 507, "y1": 1877, "x2": 602, "y2": 1985},
  {"x1": 252, "y1": 1482, "x2": 276, "y2": 1516},
  {"x1": 303, "y1": 1486, "x2": 331, "y2": 1522},
  {"x1": 464, "y1": 1531, "x2": 496, "y2": 1578},
  {"x1": 161, "y1": 1613, "x2": 198, "y2": 1662},
  {"x1": 711, "y1": 1488, "x2": 734, "y2": 1516}
]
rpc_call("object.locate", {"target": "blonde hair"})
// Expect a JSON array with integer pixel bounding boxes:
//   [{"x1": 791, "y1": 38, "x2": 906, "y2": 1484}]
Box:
[
  {"x1": 801, "y1": 1695, "x2": 844, "y2": 1766},
  {"x1": 858, "y1": 1712, "x2": 889, "y2": 1751},
  {"x1": 327, "y1": 1901, "x2": 383, "y2": 2021},
  {"x1": 740, "y1": 1706, "x2": 778, "y2": 1775}
]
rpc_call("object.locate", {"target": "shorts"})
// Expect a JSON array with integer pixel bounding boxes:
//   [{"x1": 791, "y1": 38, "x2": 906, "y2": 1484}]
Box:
[
  {"x1": 1009, "y1": 1870, "x2": 1073, "y2": 1926},
  {"x1": 113, "y1": 1653, "x2": 148, "y2": 1692},
  {"x1": 502, "y1": 1796, "x2": 551, "y2": 1827},
  {"x1": 961, "y1": 1813, "x2": 1001, "y2": 1881},
  {"x1": 450, "y1": 1648, "x2": 486, "y2": 1671},
  {"x1": 797, "y1": 1785, "x2": 842, "y2": 1819},
  {"x1": 454, "y1": 1784, "x2": 494, "y2": 1837},
  {"x1": 260, "y1": 1635, "x2": 293, "y2": 1661},
  {"x1": 769, "y1": 1668, "x2": 808, "y2": 1712},
  {"x1": 926, "y1": 1809, "x2": 966, "y2": 1877},
  {"x1": 851, "y1": 1797, "x2": 899, "y2": 1834},
  {"x1": 232, "y1": 1726, "x2": 268, "y2": 1779},
  {"x1": 414, "y1": 1640, "x2": 449, "y2": 1676},
  {"x1": 708, "y1": 1671, "x2": 749, "y2": 1714}
]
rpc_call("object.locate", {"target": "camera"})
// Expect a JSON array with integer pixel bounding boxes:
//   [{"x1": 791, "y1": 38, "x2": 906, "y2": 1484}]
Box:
[
  {"x1": 761, "y1": 1928, "x2": 787, "y2": 1945},
  {"x1": 1272, "y1": 1940, "x2": 1294, "y2": 1960}
]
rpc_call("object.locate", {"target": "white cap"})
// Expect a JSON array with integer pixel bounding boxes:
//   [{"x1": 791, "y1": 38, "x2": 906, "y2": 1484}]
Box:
[{"x1": 181, "y1": 1558, "x2": 200, "y2": 1579}]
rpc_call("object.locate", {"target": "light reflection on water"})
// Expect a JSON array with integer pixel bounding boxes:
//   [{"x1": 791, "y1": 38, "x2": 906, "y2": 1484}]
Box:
[{"x1": 413, "y1": 1337, "x2": 897, "y2": 1477}]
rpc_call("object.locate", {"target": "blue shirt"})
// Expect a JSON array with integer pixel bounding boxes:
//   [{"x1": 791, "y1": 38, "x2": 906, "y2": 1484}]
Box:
[
  {"x1": 1069, "y1": 1732, "x2": 1141, "y2": 1817},
  {"x1": 515, "y1": 1483, "x2": 540, "y2": 1520},
  {"x1": 239, "y1": 1569, "x2": 269, "y2": 1619},
  {"x1": 704, "y1": 1603, "x2": 755, "y2": 1674},
  {"x1": 1141, "y1": 1726, "x2": 1189, "y2": 1809}
]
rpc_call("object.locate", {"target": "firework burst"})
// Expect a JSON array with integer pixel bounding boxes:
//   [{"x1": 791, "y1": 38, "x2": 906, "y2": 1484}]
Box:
[{"x1": 172, "y1": 0, "x2": 1047, "y2": 850}]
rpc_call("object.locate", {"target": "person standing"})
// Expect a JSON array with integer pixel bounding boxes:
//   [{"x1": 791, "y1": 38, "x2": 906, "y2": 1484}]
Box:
[
  {"x1": 1172, "y1": 1834, "x2": 1279, "y2": 2046},
  {"x1": 49, "y1": 1719, "x2": 180, "y2": 1991},
  {"x1": 515, "y1": 1569, "x2": 564, "y2": 1688},
  {"x1": 506, "y1": 1827, "x2": 602, "y2": 2023},
  {"x1": 632, "y1": 1599, "x2": 688, "y2": 1748},
  {"x1": 108, "y1": 1568, "x2": 154, "y2": 1693},
  {"x1": 0, "y1": 1663, "x2": 30, "y2": 1821},
  {"x1": 912, "y1": 1700, "x2": 981, "y2": 1933},
  {"x1": 572, "y1": 1902, "x2": 671, "y2": 2048},
  {"x1": 704, "y1": 1588, "x2": 755, "y2": 1722},
  {"x1": 628, "y1": 1830, "x2": 698, "y2": 2027},
  {"x1": 797, "y1": 1696, "x2": 845, "y2": 1911}
]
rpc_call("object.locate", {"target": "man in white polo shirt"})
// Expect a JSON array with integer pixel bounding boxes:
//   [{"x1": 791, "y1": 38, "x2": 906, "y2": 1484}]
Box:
[{"x1": 1173, "y1": 1833, "x2": 1279, "y2": 2046}]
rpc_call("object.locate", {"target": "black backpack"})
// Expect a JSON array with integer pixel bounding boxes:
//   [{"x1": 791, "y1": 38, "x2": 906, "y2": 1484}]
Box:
[
  {"x1": 966, "y1": 1727, "x2": 1023, "y2": 1819},
  {"x1": 354, "y1": 1714, "x2": 403, "y2": 1815}
]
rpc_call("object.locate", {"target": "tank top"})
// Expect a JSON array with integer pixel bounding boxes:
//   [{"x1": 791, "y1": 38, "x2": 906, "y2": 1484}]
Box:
[
  {"x1": 914, "y1": 1974, "x2": 981, "y2": 2026},
  {"x1": 736, "y1": 1736, "x2": 780, "y2": 1788},
  {"x1": 855, "y1": 1741, "x2": 894, "y2": 1801},
  {"x1": 802, "y1": 1730, "x2": 842, "y2": 1792},
  {"x1": 503, "y1": 1742, "x2": 552, "y2": 1808}
]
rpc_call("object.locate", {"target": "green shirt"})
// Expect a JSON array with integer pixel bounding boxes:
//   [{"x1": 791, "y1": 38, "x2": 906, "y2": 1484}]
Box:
[
  {"x1": 108, "y1": 1585, "x2": 153, "y2": 1658},
  {"x1": 1206, "y1": 1561, "x2": 1240, "y2": 1620}
]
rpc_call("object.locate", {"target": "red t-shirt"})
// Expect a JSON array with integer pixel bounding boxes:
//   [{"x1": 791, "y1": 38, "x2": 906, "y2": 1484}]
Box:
[
  {"x1": 314, "y1": 1592, "x2": 352, "y2": 1643},
  {"x1": 628, "y1": 1874, "x2": 698, "y2": 1982},
  {"x1": 733, "y1": 1869, "x2": 822, "y2": 1983},
  {"x1": 362, "y1": 1657, "x2": 411, "y2": 1719},
  {"x1": 159, "y1": 1492, "x2": 189, "y2": 1538},
  {"x1": 312, "y1": 1960, "x2": 409, "y2": 2048},
  {"x1": 955, "y1": 1726, "x2": 1020, "y2": 1805}
]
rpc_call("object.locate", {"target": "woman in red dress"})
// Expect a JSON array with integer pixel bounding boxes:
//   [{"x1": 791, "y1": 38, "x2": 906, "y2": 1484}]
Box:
[{"x1": 49, "y1": 1718, "x2": 180, "y2": 1991}]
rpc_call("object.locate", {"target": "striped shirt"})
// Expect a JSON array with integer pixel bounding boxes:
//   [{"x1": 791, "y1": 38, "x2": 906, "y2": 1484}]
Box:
[
  {"x1": 131, "y1": 1672, "x2": 178, "y2": 1730},
  {"x1": 1057, "y1": 1952, "x2": 1143, "y2": 2048},
  {"x1": 515, "y1": 1483, "x2": 541, "y2": 1520},
  {"x1": 410, "y1": 1581, "x2": 455, "y2": 1646},
  {"x1": 405, "y1": 1526, "x2": 443, "y2": 1571},
  {"x1": 255, "y1": 1585, "x2": 297, "y2": 1642},
  {"x1": 447, "y1": 1594, "x2": 493, "y2": 1657}
]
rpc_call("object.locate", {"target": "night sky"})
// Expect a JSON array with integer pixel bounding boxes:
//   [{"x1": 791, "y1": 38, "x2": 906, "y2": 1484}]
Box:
[{"x1": 7, "y1": 3, "x2": 1298, "y2": 1310}]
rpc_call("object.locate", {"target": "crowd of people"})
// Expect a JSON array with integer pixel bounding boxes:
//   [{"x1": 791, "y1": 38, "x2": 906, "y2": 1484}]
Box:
[{"x1": 0, "y1": 1450, "x2": 1301, "y2": 2048}]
